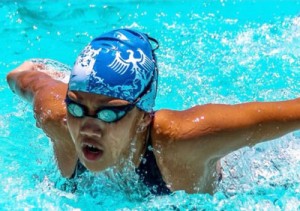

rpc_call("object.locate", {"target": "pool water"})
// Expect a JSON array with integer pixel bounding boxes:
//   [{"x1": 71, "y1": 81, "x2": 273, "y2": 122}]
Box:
[{"x1": 1, "y1": 0, "x2": 300, "y2": 209}]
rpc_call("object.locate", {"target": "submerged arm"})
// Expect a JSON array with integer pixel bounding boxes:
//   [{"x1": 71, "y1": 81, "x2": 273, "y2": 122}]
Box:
[{"x1": 6, "y1": 62, "x2": 77, "y2": 177}]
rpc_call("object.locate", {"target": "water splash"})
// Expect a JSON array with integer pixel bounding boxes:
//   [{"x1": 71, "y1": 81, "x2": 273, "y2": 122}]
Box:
[{"x1": 1, "y1": 0, "x2": 300, "y2": 209}]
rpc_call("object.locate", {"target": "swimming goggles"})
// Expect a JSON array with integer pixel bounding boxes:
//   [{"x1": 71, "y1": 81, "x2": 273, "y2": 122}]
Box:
[{"x1": 65, "y1": 97, "x2": 136, "y2": 123}]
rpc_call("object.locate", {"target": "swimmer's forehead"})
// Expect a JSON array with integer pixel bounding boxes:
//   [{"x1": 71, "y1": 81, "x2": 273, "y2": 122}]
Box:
[{"x1": 67, "y1": 90, "x2": 130, "y2": 106}]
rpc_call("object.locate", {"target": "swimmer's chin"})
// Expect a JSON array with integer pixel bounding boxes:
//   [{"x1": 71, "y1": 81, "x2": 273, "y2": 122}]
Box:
[
  {"x1": 82, "y1": 163, "x2": 109, "y2": 173},
  {"x1": 81, "y1": 158, "x2": 114, "y2": 173}
]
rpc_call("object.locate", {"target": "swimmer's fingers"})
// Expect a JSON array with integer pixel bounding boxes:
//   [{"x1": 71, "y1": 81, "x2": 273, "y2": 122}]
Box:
[
  {"x1": 17, "y1": 61, "x2": 68, "y2": 82},
  {"x1": 12, "y1": 61, "x2": 45, "y2": 73},
  {"x1": 33, "y1": 63, "x2": 46, "y2": 71}
]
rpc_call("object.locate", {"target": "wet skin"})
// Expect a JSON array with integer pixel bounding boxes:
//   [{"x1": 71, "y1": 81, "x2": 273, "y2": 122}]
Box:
[
  {"x1": 6, "y1": 62, "x2": 300, "y2": 194},
  {"x1": 66, "y1": 91, "x2": 148, "y2": 172}
]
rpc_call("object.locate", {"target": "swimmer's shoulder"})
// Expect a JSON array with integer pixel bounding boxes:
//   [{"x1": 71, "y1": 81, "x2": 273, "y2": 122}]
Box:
[
  {"x1": 152, "y1": 106, "x2": 205, "y2": 142},
  {"x1": 151, "y1": 108, "x2": 215, "y2": 192},
  {"x1": 152, "y1": 109, "x2": 181, "y2": 140}
]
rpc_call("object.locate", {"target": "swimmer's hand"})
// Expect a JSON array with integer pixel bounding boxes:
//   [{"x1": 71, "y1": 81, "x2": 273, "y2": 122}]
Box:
[
  {"x1": 10, "y1": 61, "x2": 45, "y2": 73},
  {"x1": 7, "y1": 61, "x2": 46, "y2": 101}
]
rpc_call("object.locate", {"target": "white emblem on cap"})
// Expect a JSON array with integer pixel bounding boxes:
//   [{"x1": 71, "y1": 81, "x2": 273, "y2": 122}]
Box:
[
  {"x1": 108, "y1": 48, "x2": 153, "y2": 75},
  {"x1": 74, "y1": 44, "x2": 101, "y2": 76},
  {"x1": 115, "y1": 32, "x2": 129, "y2": 41}
]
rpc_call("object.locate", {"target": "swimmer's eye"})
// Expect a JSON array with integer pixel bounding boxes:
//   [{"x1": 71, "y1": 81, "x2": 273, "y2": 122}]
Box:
[
  {"x1": 98, "y1": 109, "x2": 118, "y2": 122},
  {"x1": 67, "y1": 103, "x2": 84, "y2": 117},
  {"x1": 65, "y1": 97, "x2": 134, "y2": 123}
]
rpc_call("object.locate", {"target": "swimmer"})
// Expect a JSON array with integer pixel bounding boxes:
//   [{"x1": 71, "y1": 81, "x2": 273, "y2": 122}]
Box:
[{"x1": 6, "y1": 29, "x2": 300, "y2": 195}]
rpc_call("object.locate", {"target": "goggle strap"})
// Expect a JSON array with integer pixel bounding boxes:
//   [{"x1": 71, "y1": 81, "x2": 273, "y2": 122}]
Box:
[{"x1": 146, "y1": 35, "x2": 159, "y2": 51}]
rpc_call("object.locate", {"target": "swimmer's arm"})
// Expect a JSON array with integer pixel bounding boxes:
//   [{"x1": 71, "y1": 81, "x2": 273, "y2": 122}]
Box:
[
  {"x1": 155, "y1": 99, "x2": 300, "y2": 160},
  {"x1": 6, "y1": 62, "x2": 78, "y2": 177},
  {"x1": 6, "y1": 62, "x2": 68, "y2": 137},
  {"x1": 153, "y1": 100, "x2": 300, "y2": 193},
  {"x1": 6, "y1": 62, "x2": 56, "y2": 102}
]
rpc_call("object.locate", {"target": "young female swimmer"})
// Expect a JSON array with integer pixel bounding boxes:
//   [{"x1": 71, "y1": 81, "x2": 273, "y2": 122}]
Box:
[{"x1": 6, "y1": 29, "x2": 300, "y2": 195}]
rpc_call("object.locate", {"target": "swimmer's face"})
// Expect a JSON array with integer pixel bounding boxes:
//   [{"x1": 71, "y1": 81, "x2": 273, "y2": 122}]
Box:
[{"x1": 66, "y1": 91, "x2": 144, "y2": 172}]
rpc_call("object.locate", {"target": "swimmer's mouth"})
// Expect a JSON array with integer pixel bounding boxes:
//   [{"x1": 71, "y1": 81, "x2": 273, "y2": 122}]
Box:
[{"x1": 82, "y1": 143, "x2": 103, "y2": 161}]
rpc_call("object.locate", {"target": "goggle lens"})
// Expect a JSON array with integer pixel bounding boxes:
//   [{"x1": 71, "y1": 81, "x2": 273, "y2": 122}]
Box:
[
  {"x1": 68, "y1": 103, "x2": 84, "y2": 117},
  {"x1": 65, "y1": 98, "x2": 133, "y2": 123}
]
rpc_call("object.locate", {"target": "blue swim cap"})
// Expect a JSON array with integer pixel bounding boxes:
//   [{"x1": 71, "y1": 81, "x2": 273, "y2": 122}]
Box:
[{"x1": 68, "y1": 29, "x2": 158, "y2": 112}]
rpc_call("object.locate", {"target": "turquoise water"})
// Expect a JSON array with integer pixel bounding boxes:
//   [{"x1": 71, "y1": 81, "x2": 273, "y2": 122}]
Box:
[{"x1": 1, "y1": 0, "x2": 300, "y2": 209}]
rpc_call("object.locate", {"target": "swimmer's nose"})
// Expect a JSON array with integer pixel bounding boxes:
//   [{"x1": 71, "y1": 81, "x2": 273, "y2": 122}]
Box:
[{"x1": 79, "y1": 118, "x2": 103, "y2": 138}]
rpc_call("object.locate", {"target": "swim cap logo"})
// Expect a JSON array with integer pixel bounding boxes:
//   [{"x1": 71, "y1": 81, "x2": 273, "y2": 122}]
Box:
[
  {"x1": 108, "y1": 49, "x2": 153, "y2": 75},
  {"x1": 114, "y1": 31, "x2": 129, "y2": 41},
  {"x1": 74, "y1": 44, "x2": 101, "y2": 75}
]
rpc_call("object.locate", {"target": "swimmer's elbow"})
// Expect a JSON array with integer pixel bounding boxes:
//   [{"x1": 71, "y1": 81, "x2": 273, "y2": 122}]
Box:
[
  {"x1": 6, "y1": 72, "x2": 17, "y2": 94},
  {"x1": 6, "y1": 71, "x2": 29, "y2": 101}
]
